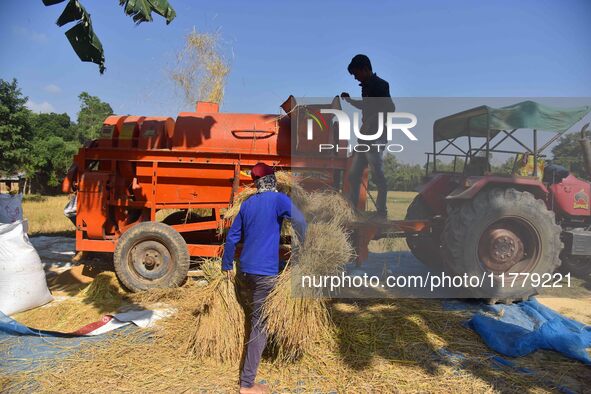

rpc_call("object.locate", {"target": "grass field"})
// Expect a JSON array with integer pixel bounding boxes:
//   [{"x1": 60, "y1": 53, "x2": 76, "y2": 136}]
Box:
[
  {"x1": 20, "y1": 191, "x2": 417, "y2": 238},
  {"x1": 22, "y1": 195, "x2": 75, "y2": 236},
  {"x1": 367, "y1": 191, "x2": 417, "y2": 253}
]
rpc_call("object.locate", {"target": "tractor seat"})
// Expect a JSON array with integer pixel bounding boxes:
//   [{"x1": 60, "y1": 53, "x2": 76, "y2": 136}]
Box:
[{"x1": 465, "y1": 156, "x2": 490, "y2": 176}]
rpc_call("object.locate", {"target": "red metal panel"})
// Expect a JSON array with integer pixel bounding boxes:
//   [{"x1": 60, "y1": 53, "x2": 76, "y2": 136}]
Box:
[{"x1": 550, "y1": 175, "x2": 591, "y2": 217}]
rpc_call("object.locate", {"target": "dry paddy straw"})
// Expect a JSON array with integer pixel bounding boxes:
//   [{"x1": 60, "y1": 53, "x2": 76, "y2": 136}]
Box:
[
  {"x1": 12, "y1": 272, "x2": 126, "y2": 332},
  {"x1": 170, "y1": 28, "x2": 230, "y2": 105},
  {"x1": 155, "y1": 259, "x2": 246, "y2": 363},
  {"x1": 5, "y1": 299, "x2": 583, "y2": 393}
]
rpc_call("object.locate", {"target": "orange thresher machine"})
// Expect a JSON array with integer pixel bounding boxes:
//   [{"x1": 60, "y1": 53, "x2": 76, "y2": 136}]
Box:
[{"x1": 62, "y1": 98, "x2": 427, "y2": 291}]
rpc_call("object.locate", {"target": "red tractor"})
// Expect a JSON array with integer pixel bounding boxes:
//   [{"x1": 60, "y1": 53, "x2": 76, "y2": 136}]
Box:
[{"x1": 405, "y1": 100, "x2": 591, "y2": 302}]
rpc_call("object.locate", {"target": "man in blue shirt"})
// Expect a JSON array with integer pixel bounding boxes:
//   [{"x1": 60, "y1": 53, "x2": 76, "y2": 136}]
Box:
[{"x1": 222, "y1": 163, "x2": 306, "y2": 394}]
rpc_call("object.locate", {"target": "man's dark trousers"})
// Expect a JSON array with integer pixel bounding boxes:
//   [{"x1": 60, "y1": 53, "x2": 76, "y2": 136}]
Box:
[
  {"x1": 239, "y1": 272, "x2": 276, "y2": 388},
  {"x1": 348, "y1": 149, "x2": 388, "y2": 214}
]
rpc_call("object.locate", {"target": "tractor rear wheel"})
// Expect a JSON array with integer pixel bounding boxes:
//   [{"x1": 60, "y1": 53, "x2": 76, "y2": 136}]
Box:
[
  {"x1": 114, "y1": 221, "x2": 190, "y2": 292},
  {"x1": 442, "y1": 188, "x2": 562, "y2": 302},
  {"x1": 405, "y1": 195, "x2": 444, "y2": 270}
]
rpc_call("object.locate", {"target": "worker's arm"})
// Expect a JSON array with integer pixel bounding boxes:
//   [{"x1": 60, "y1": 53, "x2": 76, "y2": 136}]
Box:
[
  {"x1": 221, "y1": 210, "x2": 243, "y2": 271},
  {"x1": 341, "y1": 92, "x2": 363, "y2": 109},
  {"x1": 276, "y1": 193, "x2": 307, "y2": 243}
]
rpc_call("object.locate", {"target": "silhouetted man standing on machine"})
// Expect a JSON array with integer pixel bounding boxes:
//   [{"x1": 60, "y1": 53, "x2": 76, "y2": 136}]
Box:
[{"x1": 341, "y1": 54, "x2": 395, "y2": 218}]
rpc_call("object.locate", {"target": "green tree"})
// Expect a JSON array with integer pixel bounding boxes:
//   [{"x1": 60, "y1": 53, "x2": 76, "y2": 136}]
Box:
[
  {"x1": 76, "y1": 92, "x2": 114, "y2": 143},
  {"x1": 27, "y1": 112, "x2": 80, "y2": 193},
  {"x1": 29, "y1": 112, "x2": 78, "y2": 141},
  {"x1": 0, "y1": 79, "x2": 32, "y2": 176},
  {"x1": 491, "y1": 157, "x2": 516, "y2": 175},
  {"x1": 552, "y1": 132, "x2": 589, "y2": 180},
  {"x1": 29, "y1": 135, "x2": 80, "y2": 192},
  {"x1": 370, "y1": 154, "x2": 424, "y2": 192}
]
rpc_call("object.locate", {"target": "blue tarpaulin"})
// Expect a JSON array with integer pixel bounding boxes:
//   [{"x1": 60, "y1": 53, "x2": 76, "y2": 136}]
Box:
[
  {"x1": 467, "y1": 298, "x2": 591, "y2": 364},
  {"x1": 0, "y1": 311, "x2": 136, "y2": 374}
]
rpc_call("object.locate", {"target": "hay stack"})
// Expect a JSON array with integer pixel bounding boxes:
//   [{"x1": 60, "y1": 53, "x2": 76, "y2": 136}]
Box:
[{"x1": 302, "y1": 190, "x2": 356, "y2": 225}]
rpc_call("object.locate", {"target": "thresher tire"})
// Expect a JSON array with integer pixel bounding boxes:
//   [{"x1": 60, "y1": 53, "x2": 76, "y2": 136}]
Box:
[
  {"x1": 405, "y1": 195, "x2": 444, "y2": 270},
  {"x1": 114, "y1": 221, "x2": 190, "y2": 292},
  {"x1": 442, "y1": 188, "x2": 562, "y2": 303}
]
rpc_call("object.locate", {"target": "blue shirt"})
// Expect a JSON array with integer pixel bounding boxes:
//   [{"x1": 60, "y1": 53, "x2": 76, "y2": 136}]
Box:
[{"x1": 221, "y1": 191, "x2": 307, "y2": 276}]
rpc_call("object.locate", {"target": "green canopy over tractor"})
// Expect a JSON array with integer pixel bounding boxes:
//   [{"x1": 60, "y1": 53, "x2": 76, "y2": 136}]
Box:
[{"x1": 434, "y1": 100, "x2": 591, "y2": 142}]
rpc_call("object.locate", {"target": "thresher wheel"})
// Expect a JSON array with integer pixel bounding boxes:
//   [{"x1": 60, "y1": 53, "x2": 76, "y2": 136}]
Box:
[
  {"x1": 442, "y1": 188, "x2": 562, "y2": 302},
  {"x1": 405, "y1": 195, "x2": 444, "y2": 270},
  {"x1": 114, "y1": 222, "x2": 190, "y2": 292}
]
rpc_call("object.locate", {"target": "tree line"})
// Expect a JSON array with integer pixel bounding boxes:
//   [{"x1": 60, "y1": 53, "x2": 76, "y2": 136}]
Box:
[{"x1": 0, "y1": 78, "x2": 112, "y2": 194}]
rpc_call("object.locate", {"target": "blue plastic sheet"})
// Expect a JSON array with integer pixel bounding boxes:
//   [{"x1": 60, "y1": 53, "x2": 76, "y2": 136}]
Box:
[
  {"x1": 0, "y1": 311, "x2": 136, "y2": 374},
  {"x1": 467, "y1": 298, "x2": 591, "y2": 364}
]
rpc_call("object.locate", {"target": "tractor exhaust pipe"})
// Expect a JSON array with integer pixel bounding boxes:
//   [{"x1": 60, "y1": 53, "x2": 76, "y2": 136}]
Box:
[{"x1": 580, "y1": 123, "x2": 591, "y2": 177}]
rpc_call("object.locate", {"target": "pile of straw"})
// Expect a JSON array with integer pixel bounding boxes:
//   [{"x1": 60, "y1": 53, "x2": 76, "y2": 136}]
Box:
[
  {"x1": 78, "y1": 271, "x2": 127, "y2": 304},
  {"x1": 302, "y1": 190, "x2": 356, "y2": 225},
  {"x1": 13, "y1": 272, "x2": 128, "y2": 332},
  {"x1": 160, "y1": 260, "x2": 245, "y2": 363}
]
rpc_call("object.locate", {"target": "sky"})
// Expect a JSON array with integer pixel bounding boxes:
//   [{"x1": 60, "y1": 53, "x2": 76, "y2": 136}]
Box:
[{"x1": 1, "y1": 0, "x2": 590, "y2": 163}]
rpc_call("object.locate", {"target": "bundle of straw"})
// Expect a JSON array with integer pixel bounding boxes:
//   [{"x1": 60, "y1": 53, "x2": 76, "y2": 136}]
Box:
[
  {"x1": 158, "y1": 259, "x2": 246, "y2": 363},
  {"x1": 262, "y1": 220, "x2": 354, "y2": 361},
  {"x1": 302, "y1": 190, "x2": 356, "y2": 226}
]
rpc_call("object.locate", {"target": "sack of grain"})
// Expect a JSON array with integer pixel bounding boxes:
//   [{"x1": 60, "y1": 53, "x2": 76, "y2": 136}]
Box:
[
  {"x1": 0, "y1": 193, "x2": 23, "y2": 223},
  {"x1": 0, "y1": 220, "x2": 53, "y2": 315}
]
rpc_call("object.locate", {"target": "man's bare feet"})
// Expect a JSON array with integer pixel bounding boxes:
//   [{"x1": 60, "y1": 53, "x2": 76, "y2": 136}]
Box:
[{"x1": 239, "y1": 382, "x2": 269, "y2": 394}]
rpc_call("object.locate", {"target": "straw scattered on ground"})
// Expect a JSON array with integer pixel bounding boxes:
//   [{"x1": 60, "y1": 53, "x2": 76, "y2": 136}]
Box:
[
  {"x1": 5, "y1": 297, "x2": 588, "y2": 393},
  {"x1": 12, "y1": 272, "x2": 128, "y2": 332},
  {"x1": 7, "y1": 186, "x2": 591, "y2": 392}
]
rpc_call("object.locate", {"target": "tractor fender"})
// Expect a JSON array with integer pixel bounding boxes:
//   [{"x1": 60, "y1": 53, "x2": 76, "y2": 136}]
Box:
[
  {"x1": 416, "y1": 173, "x2": 460, "y2": 215},
  {"x1": 446, "y1": 176, "x2": 548, "y2": 202}
]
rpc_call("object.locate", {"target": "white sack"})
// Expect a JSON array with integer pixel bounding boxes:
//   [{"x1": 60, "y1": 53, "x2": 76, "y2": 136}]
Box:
[
  {"x1": 0, "y1": 193, "x2": 23, "y2": 223},
  {"x1": 0, "y1": 220, "x2": 53, "y2": 315}
]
